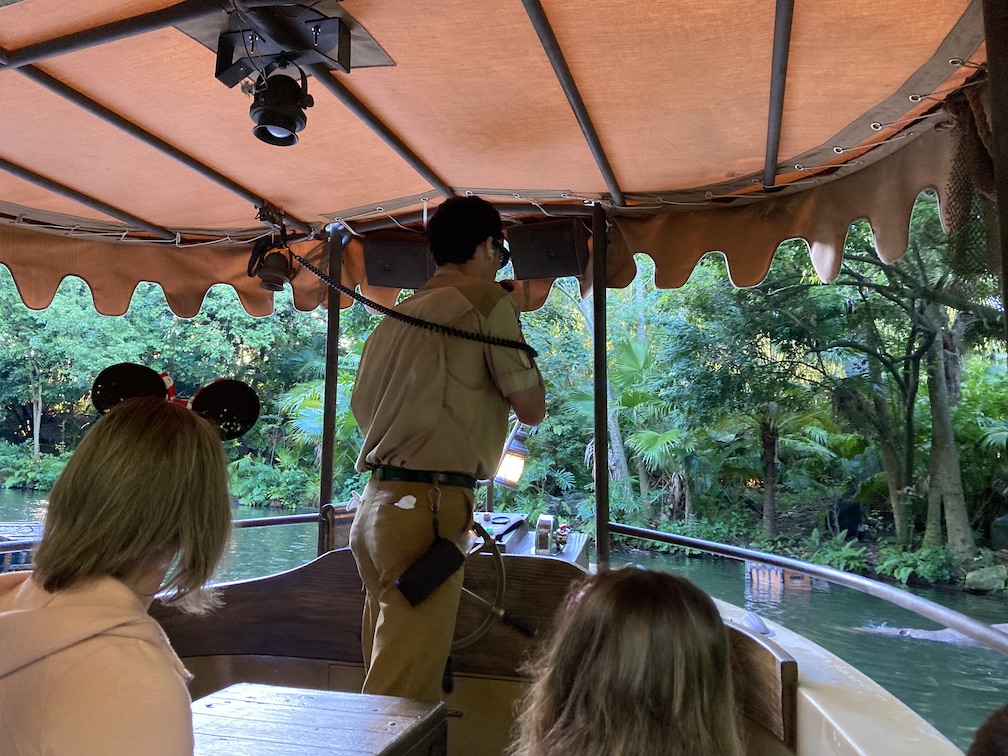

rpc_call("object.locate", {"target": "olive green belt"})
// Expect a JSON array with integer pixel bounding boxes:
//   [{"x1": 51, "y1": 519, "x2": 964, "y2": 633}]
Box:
[{"x1": 373, "y1": 465, "x2": 477, "y2": 490}]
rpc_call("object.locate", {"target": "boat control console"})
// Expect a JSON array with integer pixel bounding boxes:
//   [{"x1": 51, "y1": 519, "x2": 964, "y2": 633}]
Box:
[{"x1": 475, "y1": 511, "x2": 590, "y2": 569}]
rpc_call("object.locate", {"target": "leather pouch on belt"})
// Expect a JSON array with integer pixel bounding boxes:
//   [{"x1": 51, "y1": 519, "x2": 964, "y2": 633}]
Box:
[{"x1": 396, "y1": 537, "x2": 466, "y2": 606}]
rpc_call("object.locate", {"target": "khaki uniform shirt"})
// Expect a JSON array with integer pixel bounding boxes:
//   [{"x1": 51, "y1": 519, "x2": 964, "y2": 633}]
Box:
[{"x1": 352, "y1": 269, "x2": 539, "y2": 480}]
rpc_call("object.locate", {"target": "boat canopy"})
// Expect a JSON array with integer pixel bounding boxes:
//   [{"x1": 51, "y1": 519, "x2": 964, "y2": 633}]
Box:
[{"x1": 0, "y1": 0, "x2": 991, "y2": 314}]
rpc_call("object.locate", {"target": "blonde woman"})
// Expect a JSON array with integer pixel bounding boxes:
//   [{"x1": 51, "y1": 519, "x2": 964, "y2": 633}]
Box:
[
  {"x1": 0, "y1": 397, "x2": 232, "y2": 756},
  {"x1": 509, "y1": 567, "x2": 744, "y2": 756}
]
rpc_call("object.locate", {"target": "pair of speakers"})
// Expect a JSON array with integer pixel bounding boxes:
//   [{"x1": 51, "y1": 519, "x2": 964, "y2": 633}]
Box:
[{"x1": 362, "y1": 218, "x2": 589, "y2": 289}]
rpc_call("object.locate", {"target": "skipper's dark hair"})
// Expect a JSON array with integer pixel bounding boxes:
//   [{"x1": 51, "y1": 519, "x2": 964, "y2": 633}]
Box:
[{"x1": 428, "y1": 196, "x2": 503, "y2": 266}]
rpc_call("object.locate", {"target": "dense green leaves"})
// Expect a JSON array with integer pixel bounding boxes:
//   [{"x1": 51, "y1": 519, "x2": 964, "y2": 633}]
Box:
[{"x1": 1, "y1": 192, "x2": 1006, "y2": 583}]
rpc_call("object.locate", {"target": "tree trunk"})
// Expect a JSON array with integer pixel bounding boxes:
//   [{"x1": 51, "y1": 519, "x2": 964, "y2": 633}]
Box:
[
  {"x1": 880, "y1": 439, "x2": 912, "y2": 543},
  {"x1": 31, "y1": 361, "x2": 42, "y2": 461},
  {"x1": 868, "y1": 361, "x2": 910, "y2": 543},
  {"x1": 578, "y1": 295, "x2": 633, "y2": 491},
  {"x1": 682, "y1": 466, "x2": 694, "y2": 530},
  {"x1": 922, "y1": 330, "x2": 945, "y2": 549},
  {"x1": 922, "y1": 463, "x2": 944, "y2": 548},
  {"x1": 923, "y1": 328, "x2": 976, "y2": 558},
  {"x1": 760, "y1": 419, "x2": 778, "y2": 538},
  {"x1": 637, "y1": 458, "x2": 650, "y2": 501},
  {"x1": 606, "y1": 380, "x2": 633, "y2": 489},
  {"x1": 901, "y1": 358, "x2": 921, "y2": 500}
]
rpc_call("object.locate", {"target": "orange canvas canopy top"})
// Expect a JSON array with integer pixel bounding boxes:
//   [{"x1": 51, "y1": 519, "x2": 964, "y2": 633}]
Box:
[{"x1": 0, "y1": 0, "x2": 995, "y2": 314}]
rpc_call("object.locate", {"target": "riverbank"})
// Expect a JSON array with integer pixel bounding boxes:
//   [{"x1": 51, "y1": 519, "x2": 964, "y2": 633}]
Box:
[{"x1": 606, "y1": 498, "x2": 1008, "y2": 597}]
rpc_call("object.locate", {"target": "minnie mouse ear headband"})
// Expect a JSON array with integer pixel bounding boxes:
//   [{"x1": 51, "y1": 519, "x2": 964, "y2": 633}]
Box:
[{"x1": 92, "y1": 363, "x2": 260, "y2": 440}]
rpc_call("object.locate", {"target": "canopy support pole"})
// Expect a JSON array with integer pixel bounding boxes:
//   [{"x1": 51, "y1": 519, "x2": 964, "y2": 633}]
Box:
[
  {"x1": 257, "y1": 9, "x2": 455, "y2": 200},
  {"x1": 762, "y1": 0, "x2": 794, "y2": 188},
  {"x1": 9, "y1": 62, "x2": 316, "y2": 237},
  {"x1": 318, "y1": 231, "x2": 344, "y2": 555},
  {"x1": 520, "y1": 0, "x2": 625, "y2": 207},
  {"x1": 982, "y1": 0, "x2": 1008, "y2": 354},
  {"x1": 0, "y1": 156, "x2": 175, "y2": 240},
  {"x1": 592, "y1": 206, "x2": 611, "y2": 569}
]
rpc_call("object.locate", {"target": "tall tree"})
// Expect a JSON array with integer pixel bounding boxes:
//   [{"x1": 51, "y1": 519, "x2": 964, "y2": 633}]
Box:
[
  {"x1": 740, "y1": 196, "x2": 991, "y2": 554},
  {"x1": 923, "y1": 317, "x2": 976, "y2": 557},
  {"x1": 552, "y1": 279, "x2": 633, "y2": 490},
  {"x1": 0, "y1": 272, "x2": 155, "y2": 454}
]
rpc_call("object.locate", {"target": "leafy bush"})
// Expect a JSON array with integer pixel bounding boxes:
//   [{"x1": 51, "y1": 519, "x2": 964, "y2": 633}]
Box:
[
  {"x1": 630, "y1": 513, "x2": 756, "y2": 555},
  {"x1": 876, "y1": 545, "x2": 956, "y2": 585},
  {"x1": 0, "y1": 439, "x2": 23, "y2": 480},
  {"x1": 748, "y1": 533, "x2": 800, "y2": 557},
  {"x1": 229, "y1": 455, "x2": 319, "y2": 509},
  {"x1": 1, "y1": 444, "x2": 70, "y2": 491},
  {"x1": 804, "y1": 528, "x2": 868, "y2": 573}
]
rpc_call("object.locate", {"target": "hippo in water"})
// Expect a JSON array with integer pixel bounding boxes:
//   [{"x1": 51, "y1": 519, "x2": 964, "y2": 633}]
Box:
[{"x1": 862, "y1": 621, "x2": 1008, "y2": 646}]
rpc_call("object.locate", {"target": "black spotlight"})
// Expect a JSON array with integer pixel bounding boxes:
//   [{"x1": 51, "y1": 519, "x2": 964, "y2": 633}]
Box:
[
  {"x1": 249, "y1": 65, "x2": 314, "y2": 146},
  {"x1": 257, "y1": 249, "x2": 295, "y2": 290},
  {"x1": 247, "y1": 239, "x2": 296, "y2": 291}
]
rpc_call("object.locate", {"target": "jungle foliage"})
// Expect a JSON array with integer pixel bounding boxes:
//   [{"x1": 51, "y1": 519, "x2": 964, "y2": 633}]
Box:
[{"x1": 1, "y1": 192, "x2": 1006, "y2": 583}]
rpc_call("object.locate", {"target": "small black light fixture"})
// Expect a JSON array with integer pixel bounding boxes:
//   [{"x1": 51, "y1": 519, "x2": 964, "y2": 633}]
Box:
[
  {"x1": 247, "y1": 238, "x2": 297, "y2": 291},
  {"x1": 249, "y1": 64, "x2": 314, "y2": 146}
]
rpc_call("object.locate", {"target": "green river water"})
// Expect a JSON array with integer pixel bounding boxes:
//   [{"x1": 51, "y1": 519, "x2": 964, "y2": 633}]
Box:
[{"x1": 2, "y1": 488, "x2": 1006, "y2": 751}]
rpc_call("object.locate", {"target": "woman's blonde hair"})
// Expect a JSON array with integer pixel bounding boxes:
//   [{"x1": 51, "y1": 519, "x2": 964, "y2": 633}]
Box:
[
  {"x1": 509, "y1": 567, "x2": 744, "y2": 756},
  {"x1": 33, "y1": 397, "x2": 231, "y2": 613}
]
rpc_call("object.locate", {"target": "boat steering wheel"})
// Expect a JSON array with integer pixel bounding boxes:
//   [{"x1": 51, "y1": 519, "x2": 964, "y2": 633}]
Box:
[{"x1": 452, "y1": 519, "x2": 507, "y2": 651}]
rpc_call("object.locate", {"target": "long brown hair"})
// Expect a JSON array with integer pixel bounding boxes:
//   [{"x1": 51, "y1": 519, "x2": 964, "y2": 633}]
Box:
[
  {"x1": 33, "y1": 397, "x2": 231, "y2": 613},
  {"x1": 969, "y1": 704, "x2": 1008, "y2": 756},
  {"x1": 509, "y1": 567, "x2": 744, "y2": 756}
]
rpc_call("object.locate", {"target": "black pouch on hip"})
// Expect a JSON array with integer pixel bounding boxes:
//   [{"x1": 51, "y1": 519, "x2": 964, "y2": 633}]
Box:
[{"x1": 396, "y1": 537, "x2": 466, "y2": 606}]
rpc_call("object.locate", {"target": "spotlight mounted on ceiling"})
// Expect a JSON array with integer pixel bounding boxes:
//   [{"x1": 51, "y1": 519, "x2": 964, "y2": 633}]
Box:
[
  {"x1": 215, "y1": 7, "x2": 350, "y2": 89},
  {"x1": 249, "y1": 63, "x2": 314, "y2": 147},
  {"x1": 213, "y1": 5, "x2": 352, "y2": 147}
]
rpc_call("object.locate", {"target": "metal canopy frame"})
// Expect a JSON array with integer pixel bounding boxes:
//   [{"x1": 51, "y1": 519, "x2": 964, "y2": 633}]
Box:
[
  {"x1": 762, "y1": 0, "x2": 794, "y2": 188},
  {"x1": 520, "y1": 0, "x2": 626, "y2": 207},
  {"x1": 0, "y1": 0, "x2": 221, "y2": 70},
  {"x1": 0, "y1": 1, "x2": 642, "y2": 235},
  {"x1": 2, "y1": 49, "x2": 316, "y2": 237},
  {"x1": 0, "y1": 155, "x2": 175, "y2": 239}
]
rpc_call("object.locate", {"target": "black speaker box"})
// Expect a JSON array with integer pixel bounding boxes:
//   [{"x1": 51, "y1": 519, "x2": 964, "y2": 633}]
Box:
[
  {"x1": 362, "y1": 231, "x2": 435, "y2": 289},
  {"x1": 507, "y1": 218, "x2": 589, "y2": 280}
]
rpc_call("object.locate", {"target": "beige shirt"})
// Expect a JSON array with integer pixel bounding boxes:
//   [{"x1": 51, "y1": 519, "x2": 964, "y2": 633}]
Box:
[
  {"x1": 0, "y1": 572, "x2": 193, "y2": 756},
  {"x1": 352, "y1": 269, "x2": 540, "y2": 479}
]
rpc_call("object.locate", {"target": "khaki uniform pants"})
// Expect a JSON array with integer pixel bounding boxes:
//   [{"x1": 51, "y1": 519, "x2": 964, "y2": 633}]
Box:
[{"x1": 349, "y1": 477, "x2": 473, "y2": 702}]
